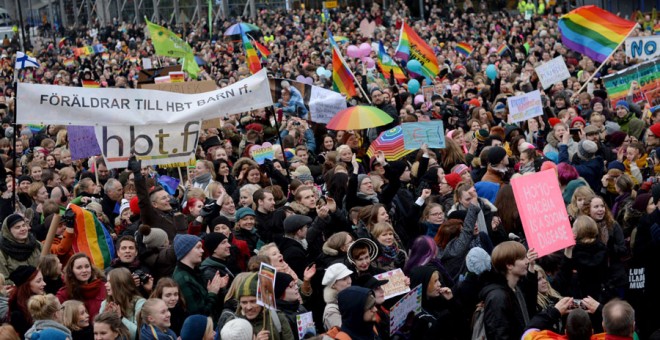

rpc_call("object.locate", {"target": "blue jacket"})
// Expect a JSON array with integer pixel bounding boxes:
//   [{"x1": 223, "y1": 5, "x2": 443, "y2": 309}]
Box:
[{"x1": 558, "y1": 144, "x2": 604, "y2": 193}]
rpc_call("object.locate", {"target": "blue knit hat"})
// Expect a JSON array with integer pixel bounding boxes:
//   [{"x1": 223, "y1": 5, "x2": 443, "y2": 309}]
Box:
[
  {"x1": 615, "y1": 100, "x2": 629, "y2": 110},
  {"x1": 180, "y1": 315, "x2": 210, "y2": 340},
  {"x1": 30, "y1": 328, "x2": 70, "y2": 340},
  {"x1": 235, "y1": 207, "x2": 256, "y2": 221},
  {"x1": 174, "y1": 234, "x2": 201, "y2": 261},
  {"x1": 466, "y1": 247, "x2": 491, "y2": 275},
  {"x1": 607, "y1": 160, "x2": 625, "y2": 172}
]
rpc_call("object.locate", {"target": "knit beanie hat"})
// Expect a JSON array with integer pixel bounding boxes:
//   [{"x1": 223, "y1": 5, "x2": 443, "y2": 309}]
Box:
[
  {"x1": 607, "y1": 160, "x2": 625, "y2": 172},
  {"x1": 139, "y1": 225, "x2": 169, "y2": 249},
  {"x1": 119, "y1": 199, "x2": 131, "y2": 215},
  {"x1": 180, "y1": 315, "x2": 210, "y2": 340},
  {"x1": 615, "y1": 100, "x2": 629, "y2": 110},
  {"x1": 237, "y1": 273, "x2": 258, "y2": 298},
  {"x1": 204, "y1": 232, "x2": 228, "y2": 255},
  {"x1": 4, "y1": 214, "x2": 23, "y2": 230},
  {"x1": 173, "y1": 234, "x2": 201, "y2": 261},
  {"x1": 9, "y1": 265, "x2": 37, "y2": 287},
  {"x1": 17, "y1": 175, "x2": 32, "y2": 184},
  {"x1": 577, "y1": 140, "x2": 598, "y2": 160},
  {"x1": 211, "y1": 216, "x2": 234, "y2": 229},
  {"x1": 590, "y1": 96, "x2": 603, "y2": 108},
  {"x1": 544, "y1": 151, "x2": 559, "y2": 164},
  {"x1": 475, "y1": 129, "x2": 490, "y2": 142},
  {"x1": 444, "y1": 173, "x2": 462, "y2": 190},
  {"x1": 570, "y1": 116, "x2": 586, "y2": 128},
  {"x1": 451, "y1": 164, "x2": 470, "y2": 175},
  {"x1": 235, "y1": 207, "x2": 256, "y2": 221},
  {"x1": 465, "y1": 247, "x2": 492, "y2": 275},
  {"x1": 220, "y1": 319, "x2": 253, "y2": 340},
  {"x1": 606, "y1": 131, "x2": 627, "y2": 148},
  {"x1": 548, "y1": 117, "x2": 561, "y2": 128},
  {"x1": 649, "y1": 123, "x2": 660, "y2": 138},
  {"x1": 487, "y1": 146, "x2": 507, "y2": 166},
  {"x1": 274, "y1": 272, "x2": 295, "y2": 299},
  {"x1": 518, "y1": 142, "x2": 535, "y2": 154},
  {"x1": 30, "y1": 328, "x2": 69, "y2": 340},
  {"x1": 357, "y1": 174, "x2": 369, "y2": 188}
]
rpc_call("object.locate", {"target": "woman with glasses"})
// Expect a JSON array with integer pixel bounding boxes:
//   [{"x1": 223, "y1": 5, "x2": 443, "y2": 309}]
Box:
[{"x1": 24, "y1": 294, "x2": 72, "y2": 339}]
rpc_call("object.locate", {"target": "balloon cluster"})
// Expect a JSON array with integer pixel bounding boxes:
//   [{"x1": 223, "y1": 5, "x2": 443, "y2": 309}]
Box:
[
  {"x1": 316, "y1": 67, "x2": 332, "y2": 79},
  {"x1": 346, "y1": 43, "x2": 375, "y2": 69}
]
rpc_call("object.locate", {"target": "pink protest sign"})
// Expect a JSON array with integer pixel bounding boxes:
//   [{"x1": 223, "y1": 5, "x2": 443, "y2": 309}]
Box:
[{"x1": 511, "y1": 170, "x2": 575, "y2": 257}]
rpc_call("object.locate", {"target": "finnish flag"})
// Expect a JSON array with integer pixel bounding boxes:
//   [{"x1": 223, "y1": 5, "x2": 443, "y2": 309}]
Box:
[{"x1": 15, "y1": 51, "x2": 40, "y2": 70}]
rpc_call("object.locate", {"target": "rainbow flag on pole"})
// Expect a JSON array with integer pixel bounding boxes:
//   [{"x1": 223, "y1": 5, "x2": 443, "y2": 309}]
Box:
[
  {"x1": 252, "y1": 39, "x2": 271, "y2": 61},
  {"x1": 69, "y1": 204, "x2": 115, "y2": 270},
  {"x1": 377, "y1": 41, "x2": 406, "y2": 83},
  {"x1": 332, "y1": 45, "x2": 357, "y2": 97},
  {"x1": 455, "y1": 42, "x2": 474, "y2": 57},
  {"x1": 496, "y1": 44, "x2": 509, "y2": 56},
  {"x1": 241, "y1": 33, "x2": 262, "y2": 74},
  {"x1": 394, "y1": 22, "x2": 439, "y2": 78},
  {"x1": 558, "y1": 5, "x2": 637, "y2": 63}
]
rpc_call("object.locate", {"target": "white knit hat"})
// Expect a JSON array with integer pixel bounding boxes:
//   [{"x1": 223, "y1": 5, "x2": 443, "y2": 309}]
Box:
[
  {"x1": 119, "y1": 199, "x2": 131, "y2": 215},
  {"x1": 220, "y1": 318, "x2": 253, "y2": 340}
]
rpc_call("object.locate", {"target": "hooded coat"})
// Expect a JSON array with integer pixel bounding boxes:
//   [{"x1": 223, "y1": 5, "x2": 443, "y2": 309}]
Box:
[
  {"x1": 543, "y1": 131, "x2": 578, "y2": 160},
  {"x1": 0, "y1": 218, "x2": 42, "y2": 285},
  {"x1": 558, "y1": 144, "x2": 604, "y2": 193},
  {"x1": 337, "y1": 286, "x2": 379, "y2": 340},
  {"x1": 409, "y1": 266, "x2": 463, "y2": 340}
]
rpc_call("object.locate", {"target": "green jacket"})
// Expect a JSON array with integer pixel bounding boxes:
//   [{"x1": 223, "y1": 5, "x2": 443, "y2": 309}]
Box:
[
  {"x1": 172, "y1": 262, "x2": 218, "y2": 315},
  {"x1": 0, "y1": 219, "x2": 42, "y2": 285},
  {"x1": 518, "y1": 0, "x2": 527, "y2": 13},
  {"x1": 241, "y1": 309, "x2": 295, "y2": 340}
]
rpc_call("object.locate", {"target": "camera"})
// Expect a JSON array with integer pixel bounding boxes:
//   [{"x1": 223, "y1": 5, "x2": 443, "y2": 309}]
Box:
[
  {"x1": 573, "y1": 299, "x2": 582, "y2": 308},
  {"x1": 133, "y1": 270, "x2": 150, "y2": 284},
  {"x1": 293, "y1": 121, "x2": 301, "y2": 126}
]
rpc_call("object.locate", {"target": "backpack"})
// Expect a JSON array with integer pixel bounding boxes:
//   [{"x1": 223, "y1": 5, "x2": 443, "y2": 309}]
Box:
[{"x1": 471, "y1": 301, "x2": 486, "y2": 340}]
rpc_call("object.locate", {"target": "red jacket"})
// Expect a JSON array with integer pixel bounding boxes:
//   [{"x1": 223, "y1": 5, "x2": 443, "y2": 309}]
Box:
[{"x1": 56, "y1": 278, "x2": 106, "y2": 321}]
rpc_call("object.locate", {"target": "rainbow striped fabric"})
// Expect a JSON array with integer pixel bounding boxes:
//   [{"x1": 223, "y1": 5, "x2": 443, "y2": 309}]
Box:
[
  {"x1": 82, "y1": 80, "x2": 100, "y2": 88},
  {"x1": 394, "y1": 22, "x2": 439, "y2": 78},
  {"x1": 69, "y1": 204, "x2": 115, "y2": 270},
  {"x1": 455, "y1": 42, "x2": 474, "y2": 57},
  {"x1": 332, "y1": 45, "x2": 357, "y2": 97},
  {"x1": 558, "y1": 5, "x2": 636, "y2": 63},
  {"x1": 241, "y1": 33, "x2": 262, "y2": 74},
  {"x1": 497, "y1": 44, "x2": 508, "y2": 56},
  {"x1": 377, "y1": 41, "x2": 406, "y2": 83},
  {"x1": 654, "y1": 23, "x2": 660, "y2": 35},
  {"x1": 252, "y1": 39, "x2": 271, "y2": 61},
  {"x1": 63, "y1": 57, "x2": 75, "y2": 67}
]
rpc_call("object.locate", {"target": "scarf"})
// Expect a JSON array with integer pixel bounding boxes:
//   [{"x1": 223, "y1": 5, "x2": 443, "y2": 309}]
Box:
[
  {"x1": 519, "y1": 162, "x2": 535, "y2": 174},
  {"x1": 596, "y1": 219, "x2": 610, "y2": 245},
  {"x1": 356, "y1": 191, "x2": 379, "y2": 204},
  {"x1": 0, "y1": 225, "x2": 38, "y2": 262},
  {"x1": 193, "y1": 173, "x2": 212, "y2": 187},
  {"x1": 423, "y1": 221, "x2": 441, "y2": 238},
  {"x1": 219, "y1": 210, "x2": 236, "y2": 222},
  {"x1": 377, "y1": 244, "x2": 400, "y2": 267}
]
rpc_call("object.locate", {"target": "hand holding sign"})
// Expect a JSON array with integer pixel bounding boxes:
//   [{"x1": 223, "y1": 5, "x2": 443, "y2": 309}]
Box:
[{"x1": 402, "y1": 121, "x2": 445, "y2": 150}]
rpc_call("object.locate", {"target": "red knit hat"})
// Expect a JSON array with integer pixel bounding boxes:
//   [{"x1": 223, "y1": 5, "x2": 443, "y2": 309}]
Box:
[
  {"x1": 570, "y1": 116, "x2": 586, "y2": 128},
  {"x1": 129, "y1": 196, "x2": 140, "y2": 215},
  {"x1": 468, "y1": 98, "x2": 481, "y2": 107},
  {"x1": 650, "y1": 123, "x2": 660, "y2": 138},
  {"x1": 548, "y1": 117, "x2": 561, "y2": 127},
  {"x1": 444, "y1": 173, "x2": 462, "y2": 190}
]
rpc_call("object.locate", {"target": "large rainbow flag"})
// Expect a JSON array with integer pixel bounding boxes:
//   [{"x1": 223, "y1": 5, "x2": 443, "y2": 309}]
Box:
[
  {"x1": 242, "y1": 33, "x2": 262, "y2": 74},
  {"x1": 377, "y1": 41, "x2": 406, "y2": 83},
  {"x1": 394, "y1": 22, "x2": 439, "y2": 79},
  {"x1": 558, "y1": 5, "x2": 636, "y2": 63},
  {"x1": 69, "y1": 204, "x2": 115, "y2": 270},
  {"x1": 332, "y1": 45, "x2": 357, "y2": 97}
]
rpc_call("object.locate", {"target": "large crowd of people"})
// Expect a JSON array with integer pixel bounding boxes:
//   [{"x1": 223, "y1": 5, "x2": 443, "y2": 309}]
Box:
[{"x1": 0, "y1": 0, "x2": 658, "y2": 339}]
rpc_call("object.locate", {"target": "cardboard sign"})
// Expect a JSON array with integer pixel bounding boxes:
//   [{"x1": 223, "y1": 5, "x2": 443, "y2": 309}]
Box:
[
  {"x1": 511, "y1": 170, "x2": 575, "y2": 257},
  {"x1": 308, "y1": 85, "x2": 346, "y2": 124},
  {"x1": 603, "y1": 59, "x2": 660, "y2": 107},
  {"x1": 401, "y1": 121, "x2": 445, "y2": 150},
  {"x1": 535, "y1": 56, "x2": 571, "y2": 89},
  {"x1": 137, "y1": 65, "x2": 182, "y2": 85},
  {"x1": 507, "y1": 90, "x2": 543, "y2": 123},
  {"x1": 625, "y1": 35, "x2": 660, "y2": 61},
  {"x1": 374, "y1": 268, "x2": 410, "y2": 300},
  {"x1": 257, "y1": 263, "x2": 277, "y2": 310},
  {"x1": 389, "y1": 284, "x2": 422, "y2": 335},
  {"x1": 296, "y1": 312, "x2": 316, "y2": 339},
  {"x1": 249, "y1": 143, "x2": 275, "y2": 164},
  {"x1": 67, "y1": 126, "x2": 102, "y2": 160}
]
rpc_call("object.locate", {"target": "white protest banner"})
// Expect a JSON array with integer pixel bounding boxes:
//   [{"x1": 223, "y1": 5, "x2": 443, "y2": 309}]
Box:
[
  {"x1": 535, "y1": 56, "x2": 571, "y2": 89},
  {"x1": 401, "y1": 121, "x2": 445, "y2": 150},
  {"x1": 389, "y1": 284, "x2": 422, "y2": 335},
  {"x1": 625, "y1": 35, "x2": 660, "y2": 61},
  {"x1": 511, "y1": 169, "x2": 575, "y2": 257},
  {"x1": 309, "y1": 86, "x2": 347, "y2": 124},
  {"x1": 374, "y1": 268, "x2": 410, "y2": 300},
  {"x1": 17, "y1": 68, "x2": 272, "y2": 126},
  {"x1": 507, "y1": 90, "x2": 543, "y2": 123},
  {"x1": 94, "y1": 121, "x2": 201, "y2": 169}
]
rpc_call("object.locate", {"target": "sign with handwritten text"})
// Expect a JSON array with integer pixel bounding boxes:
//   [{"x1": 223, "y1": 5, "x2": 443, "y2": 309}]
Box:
[
  {"x1": 535, "y1": 56, "x2": 571, "y2": 89},
  {"x1": 507, "y1": 90, "x2": 543, "y2": 123},
  {"x1": 511, "y1": 170, "x2": 575, "y2": 257},
  {"x1": 389, "y1": 284, "x2": 422, "y2": 335},
  {"x1": 401, "y1": 121, "x2": 445, "y2": 150},
  {"x1": 375, "y1": 268, "x2": 410, "y2": 300}
]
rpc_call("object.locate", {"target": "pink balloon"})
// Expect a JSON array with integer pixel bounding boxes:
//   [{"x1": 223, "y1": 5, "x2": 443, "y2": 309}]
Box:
[
  {"x1": 414, "y1": 94, "x2": 425, "y2": 105},
  {"x1": 363, "y1": 57, "x2": 375, "y2": 68},
  {"x1": 359, "y1": 43, "x2": 372, "y2": 57},
  {"x1": 346, "y1": 45, "x2": 360, "y2": 58},
  {"x1": 295, "y1": 75, "x2": 306, "y2": 83}
]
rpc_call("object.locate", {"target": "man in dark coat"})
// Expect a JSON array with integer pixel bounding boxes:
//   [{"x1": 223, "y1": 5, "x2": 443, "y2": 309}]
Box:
[{"x1": 277, "y1": 214, "x2": 311, "y2": 279}]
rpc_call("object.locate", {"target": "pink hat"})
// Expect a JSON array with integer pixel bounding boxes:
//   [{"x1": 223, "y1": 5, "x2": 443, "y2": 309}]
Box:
[{"x1": 451, "y1": 164, "x2": 470, "y2": 175}]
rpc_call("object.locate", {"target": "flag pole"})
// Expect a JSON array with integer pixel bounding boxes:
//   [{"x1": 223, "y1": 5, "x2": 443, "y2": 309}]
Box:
[
  {"x1": 336, "y1": 47, "x2": 371, "y2": 104},
  {"x1": 575, "y1": 24, "x2": 638, "y2": 95}
]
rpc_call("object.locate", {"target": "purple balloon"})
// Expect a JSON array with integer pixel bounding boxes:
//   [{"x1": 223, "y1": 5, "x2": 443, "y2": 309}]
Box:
[
  {"x1": 414, "y1": 94, "x2": 425, "y2": 105},
  {"x1": 301, "y1": 77, "x2": 313, "y2": 85},
  {"x1": 363, "y1": 57, "x2": 375, "y2": 68},
  {"x1": 359, "y1": 43, "x2": 372, "y2": 57},
  {"x1": 346, "y1": 45, "x2": 360, "y2": 58},
  {"x1": 295, "y1": 75, "x2": 306, "y2": 83}
]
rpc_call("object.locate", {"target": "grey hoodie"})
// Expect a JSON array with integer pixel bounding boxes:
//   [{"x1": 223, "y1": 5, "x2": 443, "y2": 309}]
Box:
[{"x1": 24, "y1": 319, "x2": 73, "y2": 339}]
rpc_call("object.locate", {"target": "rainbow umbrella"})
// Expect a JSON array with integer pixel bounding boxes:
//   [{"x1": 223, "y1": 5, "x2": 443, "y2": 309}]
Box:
[
  {"x1": 367, "y1": 126, "x2": 414, "y2": 161},
  {"x1": 333, "y1": 36, "x2": 349, "y2": 44},
  {"x1": 326, "y1": 106, "x2": 394, "y2": 130},
  {"x1": 224, "y1": 23, "x2": 261, "y2": 36}
]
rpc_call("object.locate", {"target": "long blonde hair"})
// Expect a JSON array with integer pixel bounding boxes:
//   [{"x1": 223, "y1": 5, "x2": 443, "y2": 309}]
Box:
[
  {"x1": 62, "y1": 300, "x2": 86, "y2": 331},
  {"x1": 567, "y1": 186, "x2": 595, "y2": 218},
  {"x1": 535, "y1": 265, "x2": 562, "y2": 310}
]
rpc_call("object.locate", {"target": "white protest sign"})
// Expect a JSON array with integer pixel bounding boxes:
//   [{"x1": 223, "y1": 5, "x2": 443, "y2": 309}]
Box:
[
  {"x1": 95, "y1": 121, "x2": 201, "y2": 169},
  {"x1": 535, "y1": 56, "x2": 571, "y2": 89},
  {"x1": 17, "y1": 68, "x2": 272, "y2": 126},
  {"x1": 507, "y1": 90, "x2": 543, "y2": 123},
  {"x1": 374, "y1": 268, "x2": 410, "y2": 300},
  {"x1": 389, "y1": 284, "x2": 422, "y2": 335},
  {"x1": 309, "y1": 85, "x2": 347, "y2": 124},
  {"x1": 625, "y1": 35, "x2": 660, "y2": 61}
]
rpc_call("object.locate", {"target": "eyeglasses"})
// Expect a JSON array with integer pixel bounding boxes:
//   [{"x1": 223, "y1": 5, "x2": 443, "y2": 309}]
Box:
[{"x1": 429, "y1": 212, "x2": 444, "y2": 217}]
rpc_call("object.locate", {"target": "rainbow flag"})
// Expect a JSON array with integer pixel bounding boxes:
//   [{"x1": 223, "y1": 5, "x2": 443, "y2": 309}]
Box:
[
  {"x1": 82, "y1": 80, "x2": 100, "y2": 88},
  {"x1": 394, "y1": 22, "x2": 439, "y2": 78},
  {"x1": 558, "y1": 5, "x2": 636, "y2": 63},
  {"x1": 654, "y1": 23, "x2": 660, "y2": 35},
  {"x1": 332, "y1": 45, "x2": 357, "y2": 97},
  {"x1": 377, "y1": 41, "x2": 406, "y2": 83},
  {"x1": 101, "y1": 53, "x2": 109, "y2": 61},
  {"x1": 455, "y1": 42, "x2": 474, "y2": 57},
  {"x1": 333, "y1": 36, "x2": 349, "y2": 44},
  {"x1": 242, "y1": 33, "x2": 262, "y2": 74},
  {"x1": 63, "y1": 57, "x2": 75, "y2": 67},
  {"x1": 58, "y1": 37, "x2": 66, "y2": 49},
  {"x1": 69, "y1": 204, "x2": 115, "y2": 270},
  {"x1": 497, "y1": 44, "x2": 509, "y2": 56},
  {"x1": 169, "y1": 71, "x2": 185, "y2": 83},
  {"x1": 252, "y1": 39, "x2": 271, "y2": 61}
]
